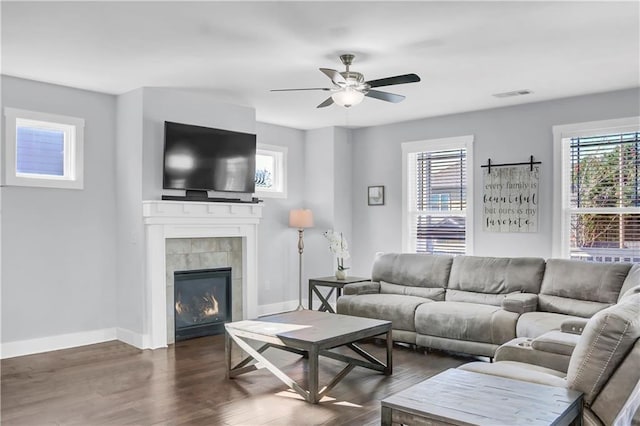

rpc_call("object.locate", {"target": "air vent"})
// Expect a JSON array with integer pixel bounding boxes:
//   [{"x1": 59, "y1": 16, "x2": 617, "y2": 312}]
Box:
[{"x1": 493, "y1": 89, "x2": 533, "y2": 98}]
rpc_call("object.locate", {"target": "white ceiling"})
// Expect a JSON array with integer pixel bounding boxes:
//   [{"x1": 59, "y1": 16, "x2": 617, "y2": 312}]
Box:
[{"x1": 2, "y1": 1, "x2": 639, "y2": 130}]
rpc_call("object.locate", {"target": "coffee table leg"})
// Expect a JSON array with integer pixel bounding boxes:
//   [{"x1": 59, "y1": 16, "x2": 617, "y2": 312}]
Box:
[
  {"x1": 225, "y1": 330, "x2": 232, "y2": 379},
  {"x1": 381, "y1": 405, "x2": 392, "y2": 426},
  {"x1": 385, "y1": 330, "x2": 393, "y2": 375},
  {"x1": 308, "y1": 345, "x2": 319, "y2": 403}
]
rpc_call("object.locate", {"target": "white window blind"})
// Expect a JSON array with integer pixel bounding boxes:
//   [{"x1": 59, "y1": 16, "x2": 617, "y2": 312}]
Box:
[
  {"x1": 404, "y1": 136, "x2": 472, "y2": 255},
  {"x1": 566, "y1": 131, "x2": 640, "y2": 263}
]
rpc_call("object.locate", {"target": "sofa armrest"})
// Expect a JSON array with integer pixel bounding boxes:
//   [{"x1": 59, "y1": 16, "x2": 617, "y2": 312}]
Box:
[
  {"x1": 343, "y1": 281, "x2": 381, "y2": 296},
  {"x1": 501, "y1": 293, "x2": 538, "y2": 314},
  {"x1": 531, "y1": 330, "x2": 580, "y2": 356},
  {"x1": 561, "y1": 318, "x2": 589, "y2": 335}
]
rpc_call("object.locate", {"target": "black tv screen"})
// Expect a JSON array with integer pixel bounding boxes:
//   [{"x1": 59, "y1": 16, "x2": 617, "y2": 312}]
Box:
[{"x1": 163, "y1": 121, "x2": 256, "y2": 193}]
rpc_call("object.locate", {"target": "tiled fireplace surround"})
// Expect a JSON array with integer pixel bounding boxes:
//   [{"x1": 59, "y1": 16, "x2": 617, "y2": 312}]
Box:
[
  {"x1": 143, "y1": 200, "x2": 263, "y2": 349},
  {"x1": 165, "y1": 237, "x2": 243, "y2": 345}
]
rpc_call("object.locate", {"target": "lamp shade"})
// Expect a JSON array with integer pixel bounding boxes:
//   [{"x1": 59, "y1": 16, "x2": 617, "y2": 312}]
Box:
[{"x1": 289, "y1": 209, "x2": 314, "y2": 229}]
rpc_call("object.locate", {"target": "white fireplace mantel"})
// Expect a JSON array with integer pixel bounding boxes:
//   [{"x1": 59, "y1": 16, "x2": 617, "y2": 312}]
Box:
[{"x1": 142, "y1": 200, "x2": 263, "y2": 349}]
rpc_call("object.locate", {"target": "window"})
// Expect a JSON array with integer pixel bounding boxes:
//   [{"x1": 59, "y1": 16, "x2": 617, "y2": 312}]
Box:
[
  {"x1": 553, "y1": 117, "x2": 640, "y2": 263},
  {"x1": 255, "y1": 144, "x2": 287, "y2": 198},
  {"x1": 4, "y1": 107, "x2": 84, "y2": 189},
  {"x1": 402, "y1": 135, "x2": 474, "y2": 255}
]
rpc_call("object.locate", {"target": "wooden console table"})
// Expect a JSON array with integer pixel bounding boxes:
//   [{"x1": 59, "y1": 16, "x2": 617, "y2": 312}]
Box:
[
  {"x1": 308, "y1": 276, "x2": 369, "y2": 313},
  {"x1": 381, "y1": 368, "x2": 583, "y2": 425}
]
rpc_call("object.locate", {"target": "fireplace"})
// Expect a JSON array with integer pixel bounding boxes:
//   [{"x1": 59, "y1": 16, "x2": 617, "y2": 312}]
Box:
[
  {"x1": 142, "y1": 200, "x2": 262, "y2": 349},
  {"x1": 174, "y1": 267, "x2": 232, "y2": 341}
]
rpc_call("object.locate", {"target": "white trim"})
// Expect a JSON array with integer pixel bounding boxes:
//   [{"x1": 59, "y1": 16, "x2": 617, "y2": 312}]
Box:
[
  {"x1": 257, "y1": 300, "x2": 298, "y2": 317},
  {"x1": 3, "y1": 107, "x2": 85, "y2": 190},
  {"x1": 142, "y1": 200, "x2": 262, "y2": 349},
  {"x1": 401, "y1": 135, "x2": 474, "y2": 254},
  {"x1": 552, "y1": 116, "x2": 640, "y2": 258},
  {"x1": 255, "y1": 143, "x2": 288, "y2": 199},
  {"x1": 0, "y1": 328, "x2": 117, "y2": 359},
  {"x1": 115, "y1": 328, "x2": 147, "y2": 349}
]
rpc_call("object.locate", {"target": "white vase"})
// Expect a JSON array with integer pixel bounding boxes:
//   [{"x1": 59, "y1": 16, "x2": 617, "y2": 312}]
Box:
[{"x1": 335, "y1": 269, "x2": 347, "y2": 280}]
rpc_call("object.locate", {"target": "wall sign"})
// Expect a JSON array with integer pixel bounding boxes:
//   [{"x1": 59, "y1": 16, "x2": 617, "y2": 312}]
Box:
[{"x1": 482, "y1": 161, "x2": 539, "y2": 233}]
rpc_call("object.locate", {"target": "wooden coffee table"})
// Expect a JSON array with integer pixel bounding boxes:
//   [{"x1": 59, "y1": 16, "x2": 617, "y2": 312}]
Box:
[
  {"x1": 225, "y1": 310, "x2": 392, "y2": 403},
  {"x1": 381, "y1": 368, "x2": 583, "y2": 425}
]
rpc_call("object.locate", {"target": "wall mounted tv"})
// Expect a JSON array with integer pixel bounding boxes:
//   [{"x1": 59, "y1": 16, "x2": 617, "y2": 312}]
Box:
[{"x1": 163, "y1": 121, "x2": 256, "y2": 195}]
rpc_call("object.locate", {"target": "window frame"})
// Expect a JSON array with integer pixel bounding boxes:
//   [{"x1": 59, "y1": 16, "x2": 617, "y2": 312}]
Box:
[
  {"x1": 552, "y1": 116, "x2": 640, "y2": 259},
  {"x1": 254, "y1": 143, "x2": 287, "y2": 199},
  {"x1": 4, "y1": 107, "x2": 85, "y2": 190},
  {"x1": 401, "y1": 135, "x2": 474, "y2": 254}
]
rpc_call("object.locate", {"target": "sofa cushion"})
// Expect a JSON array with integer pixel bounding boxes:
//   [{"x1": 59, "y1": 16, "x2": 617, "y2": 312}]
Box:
[
  {"x1": 415, "y1": 301, "x2": 518, "y2": 345},
  {"x1": 567, "y1": 294, "x2": 640, "y2": 405},
  {"x1": 459, "y1": 361, "x2": 567, "y2": 387},
  {"x1": 516, "y1": 311, "x2": 584, "y2": 338},
  {"x1": 618, "y1": 264, "x2": 640, "y2": 302},
  {"x1": 372, "y1": 253, "x2": 453, "y2": 301},
  {"x1": 380, "y1": 281, "x2": 445, "y2": 300},
  {"x1": 336, "y1": 294, "x2": 430, "y2": 332},
  {"x1": 445, "y1": 256, "x2": 545, "y2": 305},
  {"x1": 539, "y1": 259, "x2": 631, "y2": 316},
  {"x1": 590, "y1": 339, "x2": 640, "y2": 426}
]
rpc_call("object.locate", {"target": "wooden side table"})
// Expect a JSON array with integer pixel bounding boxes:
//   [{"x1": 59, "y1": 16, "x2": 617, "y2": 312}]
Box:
[
  {"x1": 308, "y1": 276, "x2": 369, "y2": 313},
  {"x1": 381, "y1": 368, "x2": 583, "y2": 425}
]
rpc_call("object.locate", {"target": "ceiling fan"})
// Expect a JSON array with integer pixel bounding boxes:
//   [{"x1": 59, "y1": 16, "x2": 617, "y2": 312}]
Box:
[{"x1": 271, "y1": 54, "x2": 421, "y2": 108}]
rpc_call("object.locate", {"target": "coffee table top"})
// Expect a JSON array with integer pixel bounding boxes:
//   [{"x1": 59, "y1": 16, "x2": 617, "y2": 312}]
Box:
[
  {"x1": 382, "y1": 368, "x2": 583, "y2": 425},
  {"x1": 227, "y1": 310, "x2": 391, "y2": 349}
]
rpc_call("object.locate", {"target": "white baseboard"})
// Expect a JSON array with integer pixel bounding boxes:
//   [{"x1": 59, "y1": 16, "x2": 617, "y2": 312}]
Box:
[
  {"x1": 1, "y1": 328, "x2": 117, "y2": 359},
  {"x1": 1, "y1": 299, "x2": 328, "y2": 359},
  {"x1": 115, "y1": 328, "x2": 147, "y2": 349},
  {"x1": 257, "y1": 299, "x2": 299, "y2": 317}
]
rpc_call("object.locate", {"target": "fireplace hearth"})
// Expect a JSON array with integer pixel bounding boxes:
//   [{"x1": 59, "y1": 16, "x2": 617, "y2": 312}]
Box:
[{"x1": 174, "y1": 267, "x2": 231, "y2": 341}]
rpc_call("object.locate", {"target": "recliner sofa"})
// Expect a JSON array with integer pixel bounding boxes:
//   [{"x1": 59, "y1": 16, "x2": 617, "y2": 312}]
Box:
[
  {"x1": 459, "y1": 292, "x2": 640, "y2": 425},
  {"x1": 337, "y1": 253, "x2": 636, "y2": 358}
]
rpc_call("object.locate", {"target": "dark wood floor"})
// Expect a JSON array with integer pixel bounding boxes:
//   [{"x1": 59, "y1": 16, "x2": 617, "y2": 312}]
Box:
[{"x1": 2, "y1": 335, "x2": 475, "y2": 425}]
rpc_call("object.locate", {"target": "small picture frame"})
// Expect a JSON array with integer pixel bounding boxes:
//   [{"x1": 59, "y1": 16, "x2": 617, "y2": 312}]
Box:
[{"x1": 368, "y1": 185, "x2": 385, "y2": 206}]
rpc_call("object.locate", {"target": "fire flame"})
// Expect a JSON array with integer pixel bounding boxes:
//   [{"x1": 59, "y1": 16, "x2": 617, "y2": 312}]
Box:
[
  {"x1": 175, "y1": 299, "x2": 186, "y2": 315},
  {"x1": 202, "y1": 293, "x2": 219, "y2": 317}
]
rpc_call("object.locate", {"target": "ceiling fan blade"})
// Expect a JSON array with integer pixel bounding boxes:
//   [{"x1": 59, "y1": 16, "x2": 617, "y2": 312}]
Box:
[
  {"x1": 365, "y1": 90, "x2": 406, "y2": 103},
  {"x1": 270, "y1": 88, "x2": 331, "y2": 92},
  {"x1": 317, "y1": 97, "x2": 334, "y2": 108},
  {"x1": 366, "y1": 73, "x2": 421, "y2": 88},
  {"x1": 319, "y1": 68, "x2": 346, "y2": 84}
]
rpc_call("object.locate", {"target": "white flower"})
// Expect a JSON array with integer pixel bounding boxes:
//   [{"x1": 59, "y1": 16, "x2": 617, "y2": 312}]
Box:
[{"x1": 323, "y1": 229, "x2": 350, "y2": 259}]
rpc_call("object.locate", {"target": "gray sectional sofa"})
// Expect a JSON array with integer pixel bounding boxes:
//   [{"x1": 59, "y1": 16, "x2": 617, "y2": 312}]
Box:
[{"x1": 337, "y1": 253, "x2": 637, "y2": 358}]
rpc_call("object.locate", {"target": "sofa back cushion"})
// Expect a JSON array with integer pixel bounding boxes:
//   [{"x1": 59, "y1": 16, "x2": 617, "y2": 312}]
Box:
[
  {"x1": 445, "y1": 256, "x2": 546, "y2": 306},
  {"x1": 372, "y1": 253, "x2": 453, "y2": 301},
  {"x1": 590, "y1": 339, "x2": 640, "y2": 426},
  {"x1": 539, "y1": 259, "x2": 631, "y2": 317},
  {"x1": 566, "y1": 294, "x2": 640, "y2": 405},
  {"x1": 619, "y1": 263, "x2": 640, "y2": 303}
]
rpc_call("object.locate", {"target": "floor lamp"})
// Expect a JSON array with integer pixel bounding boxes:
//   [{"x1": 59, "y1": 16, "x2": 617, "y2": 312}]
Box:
[{"x1": 289, "y1": 209, "x2": 314, "y2": 311}]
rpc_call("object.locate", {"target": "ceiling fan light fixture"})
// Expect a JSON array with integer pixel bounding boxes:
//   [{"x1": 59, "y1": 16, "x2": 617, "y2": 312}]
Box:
[{"x1": 331, "y1": 87, "x2": 365, "y2": 108}]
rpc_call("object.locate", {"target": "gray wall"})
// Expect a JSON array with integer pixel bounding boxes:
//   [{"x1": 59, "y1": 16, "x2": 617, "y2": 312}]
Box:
[
  {"x1": 1, "y1": 76, "x2": 117, "y2": 342},
  {"x1": 303, "y1": 127, "x2": 355, "y2": 285},
  {"x1": 3, "y1": 74, "x2": 637, "y2": 348},
  {"x1": 115, "y1": 89, "x2": 144, "y2": 334},
  {"x1": 255, "y1": 122, "x2": 306, "y2": 307},
  {"x1": 349, "y1": 88, "x2": 640, "y2": 276}
]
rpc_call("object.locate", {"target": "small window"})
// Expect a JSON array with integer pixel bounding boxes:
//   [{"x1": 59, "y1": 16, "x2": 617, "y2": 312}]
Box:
[
  {"x1": 553, "y1": 117, "x2": 640, "y2": 263},
  {"x1": 255, "y1": 144, "x2": 287, "y2": 199},
  {"x1": 402, "y1": 135, "x2": 474, "y2": 255},
  {"x1": 4, "y1": 108, "x2": 84, "y2": 189}
]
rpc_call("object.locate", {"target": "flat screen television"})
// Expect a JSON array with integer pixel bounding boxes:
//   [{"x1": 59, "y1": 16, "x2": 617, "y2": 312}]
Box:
[{"x1": 163, "y1": 121, "x2": 256, "y2": 194}]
